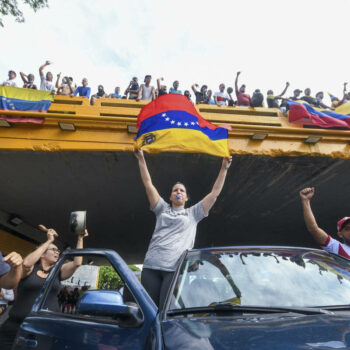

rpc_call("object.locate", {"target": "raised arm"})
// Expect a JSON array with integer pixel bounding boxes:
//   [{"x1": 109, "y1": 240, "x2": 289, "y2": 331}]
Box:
[
  {"x1": 0, "y1": 252, "x2": 23, "y2": 289},
  {"x1": 60, "y1": 230, "x2": 88, "y2": 280},
  {"x1": 134, "y1": 148, "x2": 160, "y2": 209},
  {"x1": 300, "y1": 187, "x2": 328, "y2": 245},
  {"x1": 235, "y1": 72, "x2": 240, "y2": 94},
  {"x1": 277, "y1": 82, "x2": 290, "y2": 97},
  {"x1": 20, "y1": 72, "x2": 28, "y2": 84},
  {"x1": 201, "y1": 156, "x2": 232, "y2": 216},
  {"x1": 55, "y1": 73, "x2": 61, "y2": 89},
  {"x1": 39, "y1": 61, "x2": 50, "y2": 78},
  {"x1": 157, "y1": 77, "x2": 163, "y2": 91},
  {"x1": 22, "y1": 225, "x2": 58, "y2": 278},
  {"x1": 191, "y1": 84, "x2": 199, "y2": 94}
]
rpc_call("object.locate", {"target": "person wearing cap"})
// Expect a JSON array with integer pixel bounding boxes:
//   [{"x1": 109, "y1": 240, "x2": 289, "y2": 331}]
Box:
[
  {"x1": 0, "y1": 251, "x2": 23, "y2": 289},
  {"x1": 2, "y1": 70, "x2": 17, "y2": 87},
  {"x1": 234, "y1": 71, "x2": 250, "y2": 106},
  {"x1": 289, "y1": 89, "x2": 303, "y2": 101},
  {"x1": 300, "y1": 187, "x2": 350, "y2": 258}
]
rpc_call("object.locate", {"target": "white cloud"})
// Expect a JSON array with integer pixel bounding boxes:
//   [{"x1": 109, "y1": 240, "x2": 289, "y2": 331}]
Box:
[{"x1": 0, "y1": 0, "x2": 349, "y2": 102}]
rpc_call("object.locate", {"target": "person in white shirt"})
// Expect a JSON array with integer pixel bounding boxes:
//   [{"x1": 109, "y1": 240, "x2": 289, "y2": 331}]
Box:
[
  {"x1": 2, "y1": 70, "x2": 17, "y2": 87},
  {"x1": 137, "y1": 75, "x2": 155, "y2": 101},
  {"x1": 39, "y1": 61, "x2": 55, "y2": 92},
  {"x1": 214, "y1": 83, "x2": 229, "y2": 107}
]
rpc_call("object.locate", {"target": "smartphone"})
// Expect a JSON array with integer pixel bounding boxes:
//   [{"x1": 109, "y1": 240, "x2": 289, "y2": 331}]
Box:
[{"x1": 69, "y1": 211, "x2": 86, "y2": 235}]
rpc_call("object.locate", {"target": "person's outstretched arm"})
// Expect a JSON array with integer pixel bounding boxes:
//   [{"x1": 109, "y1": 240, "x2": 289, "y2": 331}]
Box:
[
  {"x1": 134, "y1": 148, "x2": 160, "y2": 209},
  {"x1": 0, "y1": 252, "x2": 23, "y2": 289},
  {"x1": 235, "y1": 72, "x2": 240, "y2": 94},
  {"x1": 60, "y1": 230, "x2": 88, "y2": 280},
  {"x1": 277, "y1": 82, "x2": 290, "y2": 98},
  {"x1": 39, "y1": 61, "x2": 50, "y2": 78},
  {"x1": 300, "y1": 187, "x2": 328, "y2": 245},
  {"x1": 20, "y1": 72, "x2": 28, "y2": 84},
  {"x1": 201, "y1": 156, "x2": 232, "y2": 216},
  {"x1": 22, "y1": 225, "x2": 58, "y2": 278}
]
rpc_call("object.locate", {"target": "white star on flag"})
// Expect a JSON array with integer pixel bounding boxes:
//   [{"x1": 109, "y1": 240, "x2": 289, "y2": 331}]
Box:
[
  {"x1": 162, "y1": 113, "x2": 166, "y2": 117},
  {"x1": 171, "y1": 120, "x2": 175, "y2": 124},
  {"x1": 165, "y1": 117, "x2": 170, "y2": 121},
  {"x1": 184, "y1": 122, "x2": 188, "y2": 126},
  {"x1": 196, "y1": 122, "x2": 199, "y2": 125},
  {"x1": 191, "y1": 122, "x2": 195, "y2": 125},
  {"x1": 177, "y1": 122, "x2": 182, "y2": 126}
]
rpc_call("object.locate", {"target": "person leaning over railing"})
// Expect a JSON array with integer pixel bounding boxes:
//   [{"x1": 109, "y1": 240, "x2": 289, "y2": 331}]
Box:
[
  {"x1": 73, "y1": 78, "x2": 91, "y2": 98},
  {"x1": 0, "y1": 225, "x2": 88, "y2": 349},
  {"x1": 19, "y1": 72, "x2": 37, "y2": 89},
  {"x1": 2, "y1": 70, "x2": 17, "y2": 87},
  {"x1": 300, "y1": 187, "x2": 350, "y2": 259}
]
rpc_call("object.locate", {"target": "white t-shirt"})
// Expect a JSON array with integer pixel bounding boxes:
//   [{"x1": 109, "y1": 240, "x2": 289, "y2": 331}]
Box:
[
  {"x1": 321, "y1": 235, "x2": 350, "y2": 259},
  {"x1": 214, "y1": 92, "x2": 229, "y2": 106},
  {"x1": 40, "y1": 76, "x2": 54, "y2": 91},
  {"x1": 143, "y1": 198, "x2": 207, "y2": 271},
  {"x1": 2, "y1": 79, "x2": 17, "y2": 87}
]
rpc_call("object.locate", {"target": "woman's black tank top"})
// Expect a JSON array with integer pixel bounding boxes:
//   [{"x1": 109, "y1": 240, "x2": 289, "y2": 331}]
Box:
[{"x1": 9, "y1": 264, "x2": 61, "y2": 322}]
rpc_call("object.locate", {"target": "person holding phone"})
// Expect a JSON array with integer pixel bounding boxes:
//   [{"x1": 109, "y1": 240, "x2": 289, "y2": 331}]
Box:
[
  {"x1": 0, "y1": 225, "x2": 88, "y2": 349},
  {"x1": 134, "y1": 149, "x2": 232, "y2": 308}
]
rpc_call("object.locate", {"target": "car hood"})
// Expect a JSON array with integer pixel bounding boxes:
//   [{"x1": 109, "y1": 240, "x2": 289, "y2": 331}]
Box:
[{"x1": 162, "y1": 313, "x2": 350, "y2": 350}]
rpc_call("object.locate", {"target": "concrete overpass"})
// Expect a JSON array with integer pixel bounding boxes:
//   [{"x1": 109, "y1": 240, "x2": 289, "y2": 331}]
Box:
[{"x1": 0, "y1": 96, "x2": 350, "y2": 263}]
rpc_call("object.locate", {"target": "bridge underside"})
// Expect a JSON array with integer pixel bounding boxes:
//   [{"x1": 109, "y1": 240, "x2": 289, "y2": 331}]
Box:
[{"x1": 0, "y1": 150, "x2": 347, "y2": 263}]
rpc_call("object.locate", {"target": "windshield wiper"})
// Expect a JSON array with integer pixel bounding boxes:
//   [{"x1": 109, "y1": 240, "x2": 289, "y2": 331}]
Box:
[
  {"x1": 320, "y1": 305, "x2": 350, "y2": 311},
  {"x1": 167, "y1": 302, "x2": 332, "y2": 316}
]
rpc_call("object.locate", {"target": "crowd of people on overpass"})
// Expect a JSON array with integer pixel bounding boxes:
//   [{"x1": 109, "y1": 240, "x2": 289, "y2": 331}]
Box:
[{"x1": 3, "y1": 63, "x2": 350, "y2": 109}]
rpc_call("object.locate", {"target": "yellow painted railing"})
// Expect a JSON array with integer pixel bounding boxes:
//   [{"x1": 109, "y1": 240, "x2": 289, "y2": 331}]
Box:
[{"x1": 0, "y1": 95, "x2": 349, "y2": 158}]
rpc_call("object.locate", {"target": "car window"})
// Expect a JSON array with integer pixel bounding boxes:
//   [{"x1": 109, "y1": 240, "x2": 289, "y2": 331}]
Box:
[
  {"x1": 41, "y1": 254, "x2": 139, "y2": 321},
  {"x1": 170, "y1": 250, "x2": 350, "y2": 309}
]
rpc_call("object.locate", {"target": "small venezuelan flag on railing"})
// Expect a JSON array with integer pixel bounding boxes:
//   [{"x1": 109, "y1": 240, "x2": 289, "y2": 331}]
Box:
[
  {"x1": 135, "y1": 94, "x2": 230, "y2": 157},
  {"x1": 287, "y1": 100, "x2": 350, "y2": 129}
]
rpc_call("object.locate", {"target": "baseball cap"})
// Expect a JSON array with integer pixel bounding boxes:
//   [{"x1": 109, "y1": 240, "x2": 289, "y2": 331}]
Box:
[
  {"x1": 337, "y1": 217, "x2": 350, "y2": 232},
  {"x1": 294, "y1": 89, "x2": 302, "y2": 93},
  {"x1": 0, "y1": 251, "x2": 10, "y2": 277}
]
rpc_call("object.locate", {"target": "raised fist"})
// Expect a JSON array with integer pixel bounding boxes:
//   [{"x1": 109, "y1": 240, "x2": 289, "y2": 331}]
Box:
[{"x1": 300, "y1": 187, "x2": 315, "y2": 201}]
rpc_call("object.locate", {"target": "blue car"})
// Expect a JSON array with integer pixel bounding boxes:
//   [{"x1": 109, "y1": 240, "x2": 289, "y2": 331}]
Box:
[{"x1": 13, "y1": 246, "x2": 350, "y2": 349}]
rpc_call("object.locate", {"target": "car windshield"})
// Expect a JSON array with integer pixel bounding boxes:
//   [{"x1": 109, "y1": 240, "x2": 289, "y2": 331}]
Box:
[{"x1": 169, "y1": 249, "x2": 350, "y2": 310}]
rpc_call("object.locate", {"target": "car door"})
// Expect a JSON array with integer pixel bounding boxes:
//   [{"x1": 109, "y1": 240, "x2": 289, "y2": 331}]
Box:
[{"x1": 13, "y1": 249, "x2": 158, "y2": 350}]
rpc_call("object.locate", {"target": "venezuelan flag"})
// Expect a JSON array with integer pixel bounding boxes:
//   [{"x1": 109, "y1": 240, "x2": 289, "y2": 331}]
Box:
[
  {"x1": 287, "y1": 100, "x2": 350, "y2": 129},
  {"x1": 0, "y1": 86, "x2": 54, "y2": 112},
  {"x1": 135, "y1": 94, "x2": 229, "y2": 157}
]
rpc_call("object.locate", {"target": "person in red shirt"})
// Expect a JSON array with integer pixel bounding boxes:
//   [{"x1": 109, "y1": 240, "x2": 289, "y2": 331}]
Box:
[
  {"x1": 235, "y1": 71, "x2": 250, "y2": 106},
  {"x1": 300, "y1": 187, "x2": 350, "y2": 259}
]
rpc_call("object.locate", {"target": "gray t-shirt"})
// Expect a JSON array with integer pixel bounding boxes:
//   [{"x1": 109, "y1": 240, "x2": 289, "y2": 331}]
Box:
[{"x1": 143, "y1": 198, "x2": 207, "y2": 272}]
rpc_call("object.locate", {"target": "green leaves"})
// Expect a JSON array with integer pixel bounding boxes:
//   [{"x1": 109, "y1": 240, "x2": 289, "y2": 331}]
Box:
[
  {"x1": 97, "y1": 265, "x2": 141, "y2": 290},
  {"x1": 0, "y1": 0, "x2": 48, "y2": 27}
]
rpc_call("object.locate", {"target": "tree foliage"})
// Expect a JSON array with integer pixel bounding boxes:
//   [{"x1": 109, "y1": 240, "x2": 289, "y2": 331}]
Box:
[
  {"x1": 97, "y1": 265, "x2": 141, "y2": 291},
  {"x1": 0, "y1": 0, "x2": 48, "y2": 27}
]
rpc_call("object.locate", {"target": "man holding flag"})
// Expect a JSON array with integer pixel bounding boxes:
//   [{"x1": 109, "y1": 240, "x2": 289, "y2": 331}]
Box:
[{"x1": 134, "y1": 94, "x2": 232, "y2": 308}]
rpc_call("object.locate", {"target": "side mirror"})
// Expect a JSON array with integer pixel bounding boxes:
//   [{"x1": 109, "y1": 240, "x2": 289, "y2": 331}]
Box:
[{"x1": 77, "y1": 290, "x2": 143, "y2": 327}]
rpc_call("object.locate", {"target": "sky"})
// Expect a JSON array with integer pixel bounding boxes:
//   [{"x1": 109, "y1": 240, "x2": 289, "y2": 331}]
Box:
[{"x1": 0, "y1": 0, "x2": 349, "y2": 103}]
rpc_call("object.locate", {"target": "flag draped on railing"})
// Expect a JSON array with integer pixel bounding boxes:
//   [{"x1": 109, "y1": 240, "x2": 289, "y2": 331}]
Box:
[
  {"x1": 0, "y1": 86, "x2": 54, "y2": 124},
  {"x1": 288, "y1": 100, "x2": 350, "y2": 129},
  {"x1": 135, "y1": 94, "x2": 230, "y2": 157}
]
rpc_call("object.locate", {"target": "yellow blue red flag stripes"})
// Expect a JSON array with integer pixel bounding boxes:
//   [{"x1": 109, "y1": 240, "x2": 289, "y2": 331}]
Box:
[
  {"x1": 287, "y1": 100, "x2": 350, "y2": 129},
  {"x1": 0, "y1": 86, "x2": 54, "y2": 112},
  {"x1": 135, "y1": 94, "x2": 230, "y2": 157}
]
